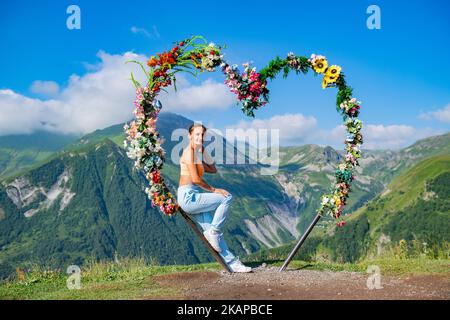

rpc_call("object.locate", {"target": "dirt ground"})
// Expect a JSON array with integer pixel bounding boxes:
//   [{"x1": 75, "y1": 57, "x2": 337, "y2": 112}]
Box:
[{"x1": 151, "y1": 264, "x2": 450, "y2": 300}]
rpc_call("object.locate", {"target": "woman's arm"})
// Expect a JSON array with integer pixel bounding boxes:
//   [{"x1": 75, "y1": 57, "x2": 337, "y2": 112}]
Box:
[{"x1": 201, "y1": 147, "x2": 217, "y2": 173}]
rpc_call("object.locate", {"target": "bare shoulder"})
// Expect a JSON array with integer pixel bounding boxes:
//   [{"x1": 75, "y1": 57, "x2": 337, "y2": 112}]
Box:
[{"x1": 181, "y1": 146, "x2": 193, "y2": 163}]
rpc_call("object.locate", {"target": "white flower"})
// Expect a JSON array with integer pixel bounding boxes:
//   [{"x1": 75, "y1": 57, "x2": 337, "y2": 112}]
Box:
[{"x1": 126, "y1": 149, "x2": 136, "y2": 159}]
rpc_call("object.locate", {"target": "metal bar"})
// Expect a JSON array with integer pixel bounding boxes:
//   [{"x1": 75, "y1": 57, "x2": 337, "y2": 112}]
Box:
[
  {"x1": 279, "y1": 213, "x2": 322, "y2": 272},
  {"x1": 179, "y1": 208, "x2": 232, "y2": 273}
]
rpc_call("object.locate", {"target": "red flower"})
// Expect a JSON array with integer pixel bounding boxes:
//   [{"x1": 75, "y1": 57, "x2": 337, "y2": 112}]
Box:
[
  {"x1": 336, "y1": 221, "x2": 346, "y2": 227},
  {"x1": 179, "y1": 41, "x2": 184, "y2": 46}
]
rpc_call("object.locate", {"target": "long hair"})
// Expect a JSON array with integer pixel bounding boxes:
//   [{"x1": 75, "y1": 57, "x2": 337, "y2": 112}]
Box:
[{"x1": 188, "y1": 123, "x2": 207, "y2": 136}]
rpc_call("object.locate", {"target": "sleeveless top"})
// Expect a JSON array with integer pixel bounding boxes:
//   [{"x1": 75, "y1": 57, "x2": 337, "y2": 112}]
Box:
[{"x1": 180, "y1": 153, "x2": 204, "y2": 177}]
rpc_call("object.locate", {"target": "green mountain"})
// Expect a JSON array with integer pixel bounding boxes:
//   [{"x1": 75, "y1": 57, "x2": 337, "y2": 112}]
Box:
[
  {"x1": 247, "y1": 154, "x2": 450, "y2": 264},
  {"x1": 269, "y1": 132, "x2": 450, "y2": 232},
  {"x1": 0, "y1": 131, "x2": 79, "y2": 180},
  {"x1": 0, "y1": 112, "x2": 448, "y2": 280},
  {"x1": 0, "y1": 117, "x2": 288, "y2": 279},
  {"x1": 343, "y1": 154, "x2": 450, "y2": 257},
  {"x1": 0, "y1": 139, "x2": 244, "y2": 279}
]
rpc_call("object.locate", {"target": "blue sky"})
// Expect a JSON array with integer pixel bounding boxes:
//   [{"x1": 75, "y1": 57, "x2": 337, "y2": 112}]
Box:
[{"x1": 1, "y1": 0, "x2": 449, "y2": 149}]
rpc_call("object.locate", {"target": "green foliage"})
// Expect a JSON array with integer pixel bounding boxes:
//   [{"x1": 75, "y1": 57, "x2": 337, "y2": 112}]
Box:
[
  {"x1": 324, "y1": 214, "x2": 370, "y2": 262},
  {"x1": 259, "y1": 56, "x2": 288, "y2": 81},
  {"x1": 336, "y1": 85, "x2": 353, "y2": 111},
  {"x1": 382, "y1": 172, "x2": 450, "y2": 257},
  {"x1": 28, "y1": 158, "x2": 66, "y2": 189},
  {"x1": 259, "y1": 55, "x2": 310, "y2": 82}
]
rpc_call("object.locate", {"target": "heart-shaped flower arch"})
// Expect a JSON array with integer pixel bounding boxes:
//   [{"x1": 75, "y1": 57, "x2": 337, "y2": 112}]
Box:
[{"x1": 124, "y1": 35, "x2": 363, "y2": 227}]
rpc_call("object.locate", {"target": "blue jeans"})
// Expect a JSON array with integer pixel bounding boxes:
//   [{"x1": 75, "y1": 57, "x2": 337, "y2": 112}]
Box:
[{"x1": 177, "y1": 184, "x2": 237, "y2": 265}]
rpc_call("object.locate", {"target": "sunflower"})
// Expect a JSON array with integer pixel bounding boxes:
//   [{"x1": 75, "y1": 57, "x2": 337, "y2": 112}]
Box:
[
  {"x1": 313, "y1": 58, "x2": 328, "y2": 73},
  {"x1": 322, "y1": 77, "x2": 329, "y2": 89},
  {"x1": 333, "y1": 195, "x2": 341, "y2": 206},
  {"x1": 325, "y1": 65, "x2": 341, "y2": 82}
]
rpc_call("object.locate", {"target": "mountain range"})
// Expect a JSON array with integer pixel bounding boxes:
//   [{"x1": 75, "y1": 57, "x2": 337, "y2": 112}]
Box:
[{"x1": 0, "y1": 112, "x2": 448, "y2": 279}]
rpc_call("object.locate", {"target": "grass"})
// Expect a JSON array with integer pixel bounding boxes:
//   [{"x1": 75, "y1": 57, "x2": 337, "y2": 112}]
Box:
[
  {"x1": 386, "y1": 155, "x2": 450, "y2": 210},
  {"x1": 0, "y1": 257, "x2": 222, "y2": 300},
  {"x1": 1, "y1": 256, "x2": 448, "y2": 300}
]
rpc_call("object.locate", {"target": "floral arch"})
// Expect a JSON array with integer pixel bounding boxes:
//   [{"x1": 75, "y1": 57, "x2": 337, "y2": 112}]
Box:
[{"x1": 123, "y1": 35, "x2": 363, "y2": 229}]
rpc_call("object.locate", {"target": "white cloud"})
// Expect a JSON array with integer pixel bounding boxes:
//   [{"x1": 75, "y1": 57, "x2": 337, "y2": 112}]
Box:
[
  {"x1": 159, "y1": 76, "x2": 235, "y2": 111},
  {"x1": 361, "y1": 124, "x2": 440, "y2": 149},
  {"x1": 0, "y1": 51, "x2": 234, "y2": 136},
  {"x1": 0, "y1": 51, "x2": 144, "y2": 135},
  {"x1": 30, "y1": 80, "x2": 60, "y2": 97},
  {"x1": 130, "y1": 26, "x2": 160, "y2": 39},
  {"x1": 323, "y1": 123, "x2": 441, "y2": 150},
  {"x1": 418, "y1": 103, "x2": 450, "y2": 123},
  {"x1": 0, "y1": 89, "x2": 49, "y2": 135},
  {"x1": 226, "y1": 113, "x2": 318, "y2": 146},
  {"x1": 225, "y1": 113, "x2": 442, "y2": 150}
]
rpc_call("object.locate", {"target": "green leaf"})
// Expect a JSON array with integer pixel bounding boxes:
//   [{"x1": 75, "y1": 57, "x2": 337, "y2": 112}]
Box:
[
  {"x1": 129, "y1": 72, "x2": 141, "y2": 89},
  {"x1": 125, "y1": 60, "x2": 150, "y2": 81}
]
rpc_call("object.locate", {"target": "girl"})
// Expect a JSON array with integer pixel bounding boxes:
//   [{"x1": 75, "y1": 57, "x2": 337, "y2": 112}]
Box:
[{"x1": 177, "y1": 123, "x2": 252, "y2": 273}]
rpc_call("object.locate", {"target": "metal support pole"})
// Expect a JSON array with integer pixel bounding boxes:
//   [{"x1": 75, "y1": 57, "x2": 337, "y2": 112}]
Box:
[
  {"x1": 279, "y1": 213, "x2": 322, "y2": 272},
  {"x1": 179, "y1": 208, "x2": 232, "y2": 273}
]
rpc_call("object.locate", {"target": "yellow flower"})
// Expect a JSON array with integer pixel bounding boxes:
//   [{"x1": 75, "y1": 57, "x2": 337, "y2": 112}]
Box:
[
  {"x1": 325, "y1": 65, "x2": 341, "y2": 83},
  {"x1": 322, "y1": 77, "x2": 328, "y2": 89},
  {"x1": 333, "y1": 195, "x2": 341, "y2": 206},
  {"x1": 313, "y1": 58, "x2": 328, "y2": 73}
]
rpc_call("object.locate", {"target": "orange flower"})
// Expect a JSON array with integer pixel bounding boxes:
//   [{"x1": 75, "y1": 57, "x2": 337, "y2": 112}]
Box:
[{"x1": 147, "y1": 56, "x2": 158, "y2": 67}]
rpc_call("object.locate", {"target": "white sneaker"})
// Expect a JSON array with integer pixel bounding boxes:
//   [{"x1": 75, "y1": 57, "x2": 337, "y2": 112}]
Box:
[
  {"x1": 229, "y1": 257, "x2": 252, "y2": 273},
  {"x1": 203, "y1": 228, "x2": 222, "y2": 252}
]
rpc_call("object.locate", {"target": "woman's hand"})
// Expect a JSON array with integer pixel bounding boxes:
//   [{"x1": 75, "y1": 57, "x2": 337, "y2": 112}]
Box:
[
  {"x1": 213, "y1": 188, "x2": 230, "y2": 197},
  {"x1": 201, "y1": 146, "x2": 217, "y2": 173}
]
